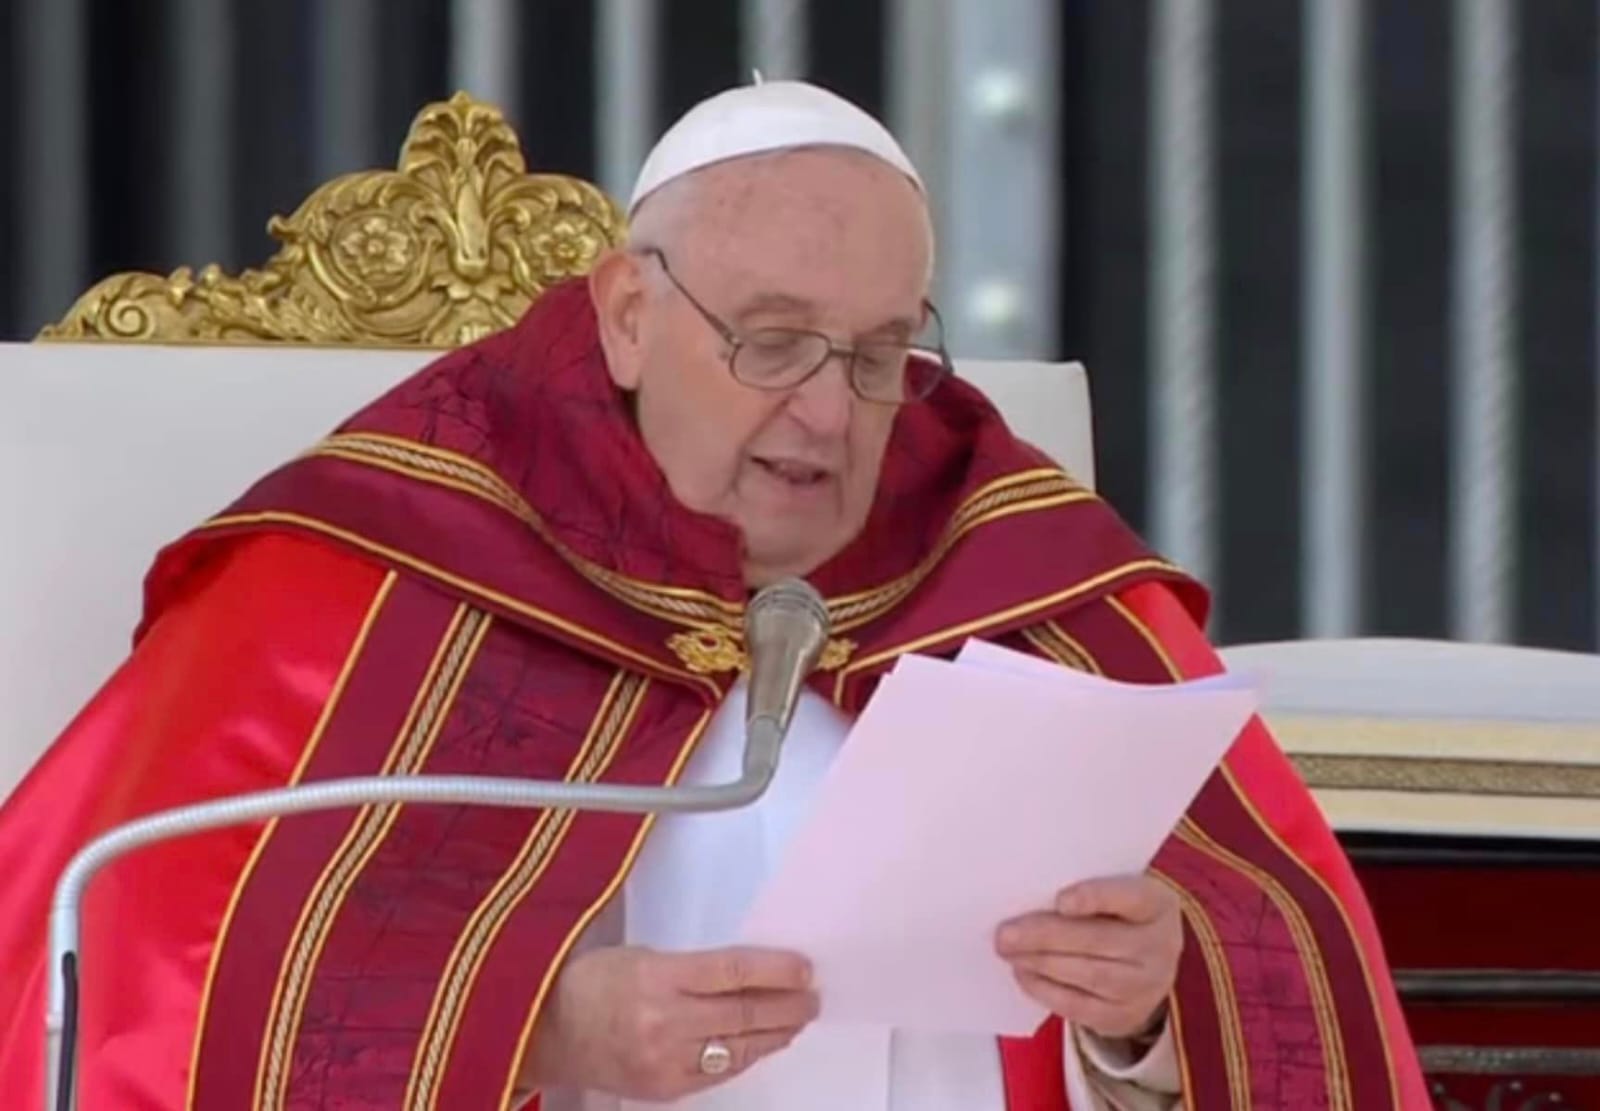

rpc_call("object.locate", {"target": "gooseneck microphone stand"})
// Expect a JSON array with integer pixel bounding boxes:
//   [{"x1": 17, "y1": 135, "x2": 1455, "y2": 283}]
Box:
[{"x1": 44, "y1": 579, "x2": 830, "y2": 1111}]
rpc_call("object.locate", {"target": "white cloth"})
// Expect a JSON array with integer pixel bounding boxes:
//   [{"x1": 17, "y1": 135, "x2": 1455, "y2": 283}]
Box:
[
  {"x1": 628, "y1": 79, "x2": 924, "y2": 215},
  {"x1": 573, "y1": 680, "x2": 1174, "y2": 1110}
]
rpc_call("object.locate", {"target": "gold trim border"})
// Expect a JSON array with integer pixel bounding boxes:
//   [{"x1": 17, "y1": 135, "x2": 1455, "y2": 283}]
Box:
[
  {"x1": 499, "y1": 707, "x2": 716, "y2": 1108},
  {"x1": 200, "y1": 509, "x2": 723, "y2": 698},
  {"x1": 310, "y1": 433, "x2": 1107, "y2": 636},
  {"x1": 1105, "y1": 595, "x2": 1398, "y2": 1110},
  {"x1": 185, "y1": 571, "x2": 399, "y2": 1110},
  {"x1": 404, "y1": 671, "x2": 647, "y2": 1110},
  {"x1": 1292, "y1": 753, "x2": 1600, "y2": 799},
  {"x1": 254, "y1": 607, "x2": 491, "y2": 1109}
]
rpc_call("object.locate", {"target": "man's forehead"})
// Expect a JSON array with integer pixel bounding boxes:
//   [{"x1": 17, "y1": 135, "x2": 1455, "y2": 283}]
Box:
[{"x1": 691, "y1": 146, "x2": 924, "y2": 220}]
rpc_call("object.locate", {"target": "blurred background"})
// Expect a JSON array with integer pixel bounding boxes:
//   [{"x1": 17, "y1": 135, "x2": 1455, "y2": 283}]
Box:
[{"x1": 0, "y1": 0, "x2": 1594, "y2": 652}]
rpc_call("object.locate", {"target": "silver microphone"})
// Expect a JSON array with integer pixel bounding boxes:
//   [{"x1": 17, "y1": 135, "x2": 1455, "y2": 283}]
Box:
[
  {"x1": 44, "y1": 577, "x2": 830, "y2": 1111},
  {"x1": 741, "y1": 577, "x2": 831, "y2": 785}
]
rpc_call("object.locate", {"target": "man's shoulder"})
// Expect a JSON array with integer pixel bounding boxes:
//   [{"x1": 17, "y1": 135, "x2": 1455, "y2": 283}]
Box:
[{"x1": 141, "y1": 531, "x2": 391, "y2": 641}]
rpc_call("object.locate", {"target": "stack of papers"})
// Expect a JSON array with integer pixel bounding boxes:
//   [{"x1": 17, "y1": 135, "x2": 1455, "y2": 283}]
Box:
[{"x1": 739, "y1": 639, "x2": 1258, "y2": 1036}]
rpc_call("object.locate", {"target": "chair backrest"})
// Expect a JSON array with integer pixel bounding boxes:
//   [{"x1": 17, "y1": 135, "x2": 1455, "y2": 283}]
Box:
[
  {"x1": 0, "y1": 94, "x2": 1096, "y2": 801},
  {"x1": 1220, "y1": 637, "x2": 1600, "y2": 840}
]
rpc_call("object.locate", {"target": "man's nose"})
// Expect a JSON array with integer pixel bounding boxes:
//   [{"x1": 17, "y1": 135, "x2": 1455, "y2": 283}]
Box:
[{"x1": 784, "y1": 356, "x2": 855, "y2": 437}]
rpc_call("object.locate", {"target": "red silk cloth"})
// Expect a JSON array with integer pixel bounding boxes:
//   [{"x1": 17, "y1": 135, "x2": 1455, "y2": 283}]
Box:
[{"x1": 0, "y1": 281, "x2": 1423, "y2": 1109}]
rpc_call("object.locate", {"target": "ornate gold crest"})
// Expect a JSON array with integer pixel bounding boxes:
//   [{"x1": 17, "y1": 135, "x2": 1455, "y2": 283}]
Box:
[
  {"x1": 667, "y1": 626, "x2": 857, "y2": 676},
  {"x1": 38, "y1": 93, "x2": 626, "y2": 348}
]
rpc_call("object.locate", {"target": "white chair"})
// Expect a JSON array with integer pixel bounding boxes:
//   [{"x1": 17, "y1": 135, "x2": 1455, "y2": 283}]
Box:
[
  {"x1": 0, "y1": 93, "x2": 1095, "y2": 801},
  {"x1": 0, "y1": 341, "x2": 1091, "y2": 803}
]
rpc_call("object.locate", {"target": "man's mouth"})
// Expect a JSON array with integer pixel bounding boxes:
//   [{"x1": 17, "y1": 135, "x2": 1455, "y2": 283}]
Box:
[{"x1": 754, "y1": 457, "x2": 832, "y2": 487}]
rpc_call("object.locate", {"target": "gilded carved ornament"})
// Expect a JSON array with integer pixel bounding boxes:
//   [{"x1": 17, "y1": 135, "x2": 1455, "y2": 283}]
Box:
[{"x1": 39, "y1": 93, "x2": 626, "y2": 348}]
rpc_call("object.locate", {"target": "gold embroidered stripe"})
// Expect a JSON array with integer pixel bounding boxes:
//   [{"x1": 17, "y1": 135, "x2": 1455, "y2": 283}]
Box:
[
  {"x1": 1215, "y1": 762, "x2": 1401, "y2": 1107},
  {"x1": 828, "y1": 480, "x2": 1094, "y2": 631},
  {"x1": 831, "y1": 557, "x2": 1182, "y2": 704},
  {"x1": 311, "y1": 433, "x2": 1095, "y2": 634},
  {"x1": 1044, "y1": 619, "x2": 1101, "y2": 675},
  {"x1": 500, "y1": 707, "x2": 716, "y2": 1108},
  {"x1": 185, "y1": 572, "x2": 399, "y2": 1111},
  {"x1": 1020, "y1": 623, "x2": 1093, "y2": 673},
  {"x1": 1151, "y1": 865, "x2": 1251, "y2": 1108},
  {"x1": 1173, "y1": 820, "x2": 1348, "y2": 1110},
  {"x1": 201, "y1": 510, "x2": 722, "y2": 698},
  {"x1": 253, "y1": 607, "x2": 491, "y2": 1110},
  {"x1": 1029, "y1": 626, "x2": 1249, "y2": 1104},
  {"x1": 314, "y1": 434, "x2": 742, "y2": 628},
  {"x1": 403, "y1": 671, "x2": 649, "y2": 1110},
  {"x1": 1103, "y1": 596, "x2": 1362, "y2": 1110}
]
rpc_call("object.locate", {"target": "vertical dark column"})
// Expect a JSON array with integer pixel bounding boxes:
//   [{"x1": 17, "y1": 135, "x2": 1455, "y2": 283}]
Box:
[
  {"x1": 231, "y1": 0, "x2": 312, "y2": 267},
  {"x1": 661, "y1": 0, "x2": 741, "y2": 127},
  {"x1": 0, "y1": 1, "x2": 19, "y2": 337},
  {"x1": 518, "y1": 1, "x2": 599, "y2": 178},
  {"x1": 1214, "y1": 0, "x2": 1304, "y2": 641},
  {"x1": 376, "y1": 0, "x2": 453, "y2": 162},
  {"x1": 1515, "y1": 0, "x2": 1598, "y2": 648},
  {"x1": 87, "y1": 0, "x2": 174, "y2": 276},
  {"x1": 1062, "y1": 0, "x2": 1152, "y2": 531},
  {"x1": 808, "y1": 0, "x2": 885, "y2": 119},
  {"x1": 1370, "y1": 0, "x2": 1452, "y2": 637}
]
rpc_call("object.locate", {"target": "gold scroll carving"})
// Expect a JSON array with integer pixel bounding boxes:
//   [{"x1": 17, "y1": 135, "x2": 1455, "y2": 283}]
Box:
[{"x1": 38, "y1": 92, "x2": 626, "y2": 348}]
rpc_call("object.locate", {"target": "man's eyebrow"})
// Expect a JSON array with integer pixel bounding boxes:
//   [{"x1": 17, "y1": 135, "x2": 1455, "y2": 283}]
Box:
[
  {"x1": 861, "y1": 314, "x2": 920, "y2": 340},
  {"x1": 731, "y1": 291, "x2": 817, "y2": 322},
  {"x1": 732, "y1": 294, "x2": 923, "y2": 339}
]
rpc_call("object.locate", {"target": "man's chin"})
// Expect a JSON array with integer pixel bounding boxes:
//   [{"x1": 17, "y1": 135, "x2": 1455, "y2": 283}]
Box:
[{"x1": 739, "y1": 537, "x2": 841, "y2": 590}]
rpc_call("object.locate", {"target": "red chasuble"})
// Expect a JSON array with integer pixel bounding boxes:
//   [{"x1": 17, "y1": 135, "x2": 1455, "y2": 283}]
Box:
[{"x1": 0, "y1": 281, "x2": 1426, "y2": 1110}]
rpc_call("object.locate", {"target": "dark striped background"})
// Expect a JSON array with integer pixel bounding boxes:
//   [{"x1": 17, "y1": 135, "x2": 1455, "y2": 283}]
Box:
[{"x1": 1, "y1": 0, "x2": 1594, "y2": 649}]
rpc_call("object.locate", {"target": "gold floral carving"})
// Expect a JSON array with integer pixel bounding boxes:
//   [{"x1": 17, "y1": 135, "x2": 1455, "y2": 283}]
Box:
[
  {"x1": 667, "y1": 626, "x2": 857, "y2": 676},
  {"x1": 37, "y1": 93, "x2": 626, "y2": 348}
]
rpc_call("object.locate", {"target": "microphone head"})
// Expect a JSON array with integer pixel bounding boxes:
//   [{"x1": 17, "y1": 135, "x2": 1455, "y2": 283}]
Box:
[
  {"x1": 745, "y1": 577, "x2": 830, "y2": 639},
  {"x1": 743, "y1": 578, "x2": 830, "y2": 733}
]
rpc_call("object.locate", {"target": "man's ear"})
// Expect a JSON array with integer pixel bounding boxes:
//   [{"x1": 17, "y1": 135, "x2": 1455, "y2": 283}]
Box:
[{"x1": 588, "y1": 249, "x2": 647, "y2": 391}]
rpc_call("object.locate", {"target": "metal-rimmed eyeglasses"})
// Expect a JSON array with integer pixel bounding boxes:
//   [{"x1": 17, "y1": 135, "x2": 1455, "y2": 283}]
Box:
[{"x1": 642, "y1": 248, "x2": 952, "y2": 406}]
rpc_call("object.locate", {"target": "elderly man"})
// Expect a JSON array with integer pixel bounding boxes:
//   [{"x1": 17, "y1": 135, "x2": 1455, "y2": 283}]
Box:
[{"x1": 0, "y1": 82, "x2": 1423, "y2": 1109}]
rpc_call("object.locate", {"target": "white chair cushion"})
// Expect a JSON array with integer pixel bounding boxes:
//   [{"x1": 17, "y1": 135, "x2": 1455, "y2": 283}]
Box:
[{"x1": 0, "y1": 341, "x2": 1093, "y2": 799}]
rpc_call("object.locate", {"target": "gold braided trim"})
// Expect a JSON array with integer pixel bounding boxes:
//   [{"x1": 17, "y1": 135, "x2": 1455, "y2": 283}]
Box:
[
  {"x1": 1103, "y1": 595, "x2": 1388, "y2": 1110},
  {"x1": 1175, "y1": 819, "x2": 1349, "y2": 1110},
  {"x1": 1028, "y1": 630, "x2": 1250, "y2": 1103},
  {"x1": 254, "y1": 607, "x2": 491, "y2": 1110},
  {"x1": 404, "y1": 671, "x2": 648, "y2": 1110},
  {"x1": 830, "y1": 557, "x2": 1182, "y2": 705},
  {"x1": 1149, "y1": 867, "x2": 1251, "y2": 1110},
  {"x1": 1045, "y1": 619, "x2": 1102, "y2": 675},
  {"x1": 186, "y1": 572, "x2": 399, "y2": 1111},
  {"x1": 1020, "y1": 623, "x2": 1093, "y2": 673},
  {"x1": 500, "y1": 706, "x2": 717, "y2": 1107},
  {"x1": 828, "y1": 476, "x2": 1095, "y2": 630},
  {"x1": 309, "y1": 433, "x2": 1098, "y2": 636},
  {"x1": 316, "y1": 433, "x2": 737, "y2": 629},
  {"x1": 200, "y1": 510, "x2": 722, "y2": 698}
]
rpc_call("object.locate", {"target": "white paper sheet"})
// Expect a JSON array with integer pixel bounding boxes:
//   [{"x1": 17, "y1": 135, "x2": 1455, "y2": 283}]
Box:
[{"x1": 738, "y1": 641, "x2": 1258, "y2": 1036}]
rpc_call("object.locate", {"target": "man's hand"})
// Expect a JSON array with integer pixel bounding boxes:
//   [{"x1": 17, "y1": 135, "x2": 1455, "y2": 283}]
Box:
[
  {"x1": 525, "y1": 945, "x2": 819, "y2": 1100},
  {"x1": 995, "y1": 875, "x2": 1182, "y2": 1039}
]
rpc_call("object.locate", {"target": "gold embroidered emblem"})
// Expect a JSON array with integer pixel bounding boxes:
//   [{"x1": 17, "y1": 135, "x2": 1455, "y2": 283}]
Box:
[
  {"x1": 667, "y1": 626, "x2": 856, "y2": 675},
  {"x1": 667, "y1": 626, "x2": 746, "y2": 675},
  {"x1": 817, "y1": 637, "x2": 856, "y2": 671}
]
